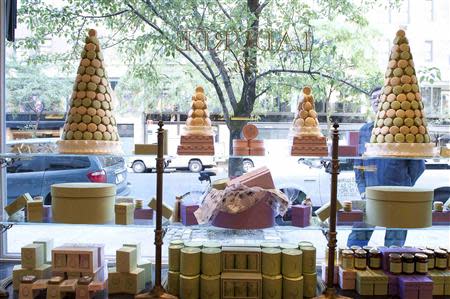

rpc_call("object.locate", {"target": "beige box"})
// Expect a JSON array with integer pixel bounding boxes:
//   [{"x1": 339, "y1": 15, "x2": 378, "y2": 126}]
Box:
[
  {"x1": 67, "y1": 272, "x2": 81, "y2": 279},
  {"x1": 123, "y1": 242, "x2": 141, "y2": 262},
  {"x1": 116, "y1": 247, "x2": 137, "y2": 273},
  {"x1": 67, "y1": 254, "x2": 80, "y2": 269},
  {"x1": 122, "y1": 268, "x2": 146, "y2": 294},
  {"x1": 52, "y1": 247, "x2": 99, "y2": 273},
  {"x1": 27, "y1": 200, "x2": 44, "y2": 222},
  {"x1": 33, "y1": 239, "x2": 53, "y2": 264},
  {"x1": 221, "y1": 272, "x2": 262, "y2": 299},
  {"x1": 148, "y1": 197, "x2": 173, "y2": 219},
  {"x1": 5, "y1": 193, "x2": 33, "y2": 216},
  {"x1": 137, "y1": 258, "x2": 152, "y2": 284},
  {"x1": 221, "y1": 247, "x2": 262, "y2": 273},
  {"x1": 315, "y1": 200, "x2": 343, "y2": 222},
  {"x1": 21, "y1": 243, "x2": 45, "y2": 269},
  {"x1": 59, "y1": 279, "x2": 78, "y2": 292},
  {"x1": 115, "y1": 203, "x2": 134, "y2": 225},
  {"x1": 366, "y1": 186, "x2": 433, "y2": 228},
  {"x1": 12, "y1": 264, "x2": 52, "y2": 290},
  {"x1": 108, "y1": 269, "x2": 124, "y2": 294}
]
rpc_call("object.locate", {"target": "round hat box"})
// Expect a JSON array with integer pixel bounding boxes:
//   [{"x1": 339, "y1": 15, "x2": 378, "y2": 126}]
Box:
[
  {"x1": 366, "y1": 186, "x2": 433, "y2": 228},
  {"x1": 51, "y1": 183, "x2": 116, "y2": 224}
]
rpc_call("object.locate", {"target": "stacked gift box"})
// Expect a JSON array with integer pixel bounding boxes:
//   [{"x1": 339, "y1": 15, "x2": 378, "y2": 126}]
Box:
[
  {"x1": 337, "y1": 246, "x2": 450, "y2": 298},
  {"x1": 166, "y1": 240, "x2": 317, "y2": 299},
  {"x1": 108, "y1": 243, "x2": 152, "y2": 295},
  {"x1": 12, "y1": 243, "x2": 52, "y2": 290}
]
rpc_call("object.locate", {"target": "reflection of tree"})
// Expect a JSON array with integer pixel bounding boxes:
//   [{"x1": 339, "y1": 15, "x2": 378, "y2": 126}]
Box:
[
  {"x1": 17, "y1": 0, "x2": 395, "y2": 155},
  {"x1": 6, "y1": 56, "x2": 72, "y2": 114}
]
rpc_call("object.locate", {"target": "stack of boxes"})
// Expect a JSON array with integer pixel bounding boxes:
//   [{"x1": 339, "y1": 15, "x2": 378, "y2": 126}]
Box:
[
  {"x1": 12, "y1": 243, "x2": 52, "y2": 290},
  {"x1": 221, "y1": 247, "x2": 262, "y2": 298},
  {"x1": 166, "y1": 241, "x2": 317, "y2": 299},
  {"x1": 232, "y1": 124, "x2": 265, "y2": 156},
  {"x1": 337, "y1": 246, "x2": 450, "y2": 299},
  {"x1": 108, "y1": 244, "x2": 146, "y2": 294},
  {"x1": 336, "y1": 201, "x2": 363, "y2": 225}
]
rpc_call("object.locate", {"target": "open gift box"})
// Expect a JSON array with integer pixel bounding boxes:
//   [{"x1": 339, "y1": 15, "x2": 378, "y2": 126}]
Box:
[{"x1": 211, "y1": 193, "x2": 275, "y2": 229}]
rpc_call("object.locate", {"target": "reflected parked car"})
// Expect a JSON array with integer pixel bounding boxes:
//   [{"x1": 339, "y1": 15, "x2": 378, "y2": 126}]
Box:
[{"x1": 7, "y1": 155, "x2": 130, "y2": 204}]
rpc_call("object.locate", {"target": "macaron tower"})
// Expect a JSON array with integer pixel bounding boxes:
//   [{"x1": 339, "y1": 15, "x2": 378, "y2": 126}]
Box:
[
  {"x1": 290, "y1": 86, "x2": 328, "y2": 156},
  {"x1": 58, "y1": 29, "x2": 122, "y2": 154},
  {"x1": 177, "y1": 86, "x2": 214, "y2": 155},
  {"x1": 365, "y1": 29, "x2": 435, "y2": 157}
]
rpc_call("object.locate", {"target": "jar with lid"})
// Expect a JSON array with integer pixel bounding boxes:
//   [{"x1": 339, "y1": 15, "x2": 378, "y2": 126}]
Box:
[
  {"x1": 354, "y1": 249, "x2": 367, "y2": 270},
  {"x1": 350, "y1": 245, "x2": 361, "y2": 252},
  {"x1": 414, "y1": 253, "x2": 428, "y2": 274},
  {"x1": 363, "y1": 246, "x2": 373, "y2": 253},
  {"x1": 389, "y1": 253, "x2": 402, "y2": 274},
  {"x1": 338, "y1": 246, "x2": 349, "y2": 265},
  {"x1": 423, "y1": 250, "x2": 435, "y2": 270},
  {"x1": 402, "y1": 253, "x2": 415, "y2": 274},
  {"x1": 434, "y1": 250, "x2": 448, "y2": 270},
  {"x1": 369, "y1": 248, "x2": 381, "y2": 270},
  {"x1": 341, "y1": 250, "x2": 354, "y2": 270}
]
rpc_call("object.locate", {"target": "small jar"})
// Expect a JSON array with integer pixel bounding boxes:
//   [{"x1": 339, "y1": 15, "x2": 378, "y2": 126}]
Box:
[
  {"x1": 350, "y1": 245, "x2": 361, "y2": 252},
  {"x1": 135, "y1": 199, "x2": 143, "y2": 209},
  {"x1": 423, "y1": 250, "x2": 435, "y2": 270},
  {"x1": 414, "y1": 253, "x2": 428, "y2": 274},
  {"x1": 363, "y1": 246, "x2": 373, "y2": 253},
  {"x1": 338, "y1": 246, "x2": 349, "y2": 265},
  {"x1": 433, "y1": 201, "x2": 444, "y2": 212},
  {"x1": 389, "y1": 253, "x2": 402, "y2": 274},
  {"x1": 341, "y1": 250, "x2": 354, "y2": 270},
  {"x1": 354, "y1": 249, "x2": 367, "y2": 270},
  {"x1": 434, "y1": 250, "x2": 448, "y2": 270},
  {"x1": 369, "y1": 248, "x2": 382, "y2": 270},
  {"x1": 343, "y1": 201, "x2": 352, "y2": 212},
  {"x1": 402, "y1": 253, "x2": 415, "y2": 274}
]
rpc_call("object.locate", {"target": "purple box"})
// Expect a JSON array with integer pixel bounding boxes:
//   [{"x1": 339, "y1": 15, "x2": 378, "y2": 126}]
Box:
[
  {"x1": 181, "y1": 202, "x2": 199, "y2": 226},
  {"x1": 398, "y1": 276, "x2": 433, "y2": 299},
  {"x1": 43, "y1": 205, "x2": 52, "y2": 222},
  {"x1": 432, "y1": 210, "x2": 450, "y2": 225},
  {"x1": 337, "y1": 210, "x2": 364, "y2": 225},
  {"x1": 347, "y1": 131, "x2": 360, "y2": 146},
  {"x1": 379, "y1": 247, "x2": 422, "y2": 271},
  {"x1": 134, "y1": 208, "x2": 153, "y2": 225},
  {"x1": 291, "y1": 205, "x2": 311, "y2": 227},
  {"x1": 384, "y1": 272, "x2": 399, "y2": 296}
]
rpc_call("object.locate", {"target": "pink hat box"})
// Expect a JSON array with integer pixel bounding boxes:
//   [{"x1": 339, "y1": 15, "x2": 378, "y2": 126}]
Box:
[{"x1": 211, "y1": 194, "x2": 275, "y2": 229}]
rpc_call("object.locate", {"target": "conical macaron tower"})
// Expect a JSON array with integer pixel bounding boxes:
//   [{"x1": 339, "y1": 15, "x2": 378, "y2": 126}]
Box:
[
  {"x1": 365, "y1": 29, "x2": 436, "y2": 157},
  {"x1": 177, "y1": 86, "x2": 214, "y2": 155},
  {"x1": 58, "y1": 29, "x2": 122, "y2": 154},
  {"x1": 290, "y1": 86, "x2": 328, "y2": 156}
]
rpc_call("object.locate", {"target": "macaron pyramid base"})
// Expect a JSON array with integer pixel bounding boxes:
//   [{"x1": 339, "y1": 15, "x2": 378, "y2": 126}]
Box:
[
  {"x1": 365, "y1": 142, "x2": 436, "y2": 157},
  {"x1": 58, "y1": 139, "x2": 123, "y2": 155}
]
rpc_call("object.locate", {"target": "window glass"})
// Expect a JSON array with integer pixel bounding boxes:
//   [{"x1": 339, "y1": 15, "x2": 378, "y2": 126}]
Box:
[
  {"x1": 7, "y1": 157, "x2": 44, "y2": 173},
  {"x1": 45, "y1": 156, "x2": 91, "y2": 171}
]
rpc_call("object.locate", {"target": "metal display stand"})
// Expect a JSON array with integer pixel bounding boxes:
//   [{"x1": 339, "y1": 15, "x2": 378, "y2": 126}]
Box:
[
  {"x1": 314, "y1": 123, "x2": 351, "y2": 299},
  {"x1": 136, "y1": 121, "x2": 177, "y2": 299}
]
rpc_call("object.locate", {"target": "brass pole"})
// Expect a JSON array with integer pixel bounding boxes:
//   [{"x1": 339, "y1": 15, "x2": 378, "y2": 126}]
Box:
[
  {"x1": 313, "y1": 122, "x2": 352, "y2": 299},
  {"x1": 136, "y1": 121, "x2": 176, "y2": 299}
]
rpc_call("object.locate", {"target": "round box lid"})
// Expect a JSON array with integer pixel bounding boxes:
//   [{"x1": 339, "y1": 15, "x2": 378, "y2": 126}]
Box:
[
  {"x1": 243, "y1": 124, "x2": 258, "y2": 140},
  {"x1": 51, "y1": 183, "x2": 116, "y2": 198},
  {"x1": 366, "y1": 186, "x2": 433, "y2": 202}
]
